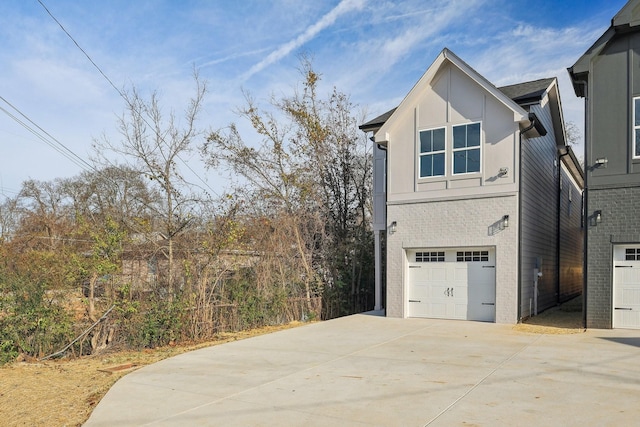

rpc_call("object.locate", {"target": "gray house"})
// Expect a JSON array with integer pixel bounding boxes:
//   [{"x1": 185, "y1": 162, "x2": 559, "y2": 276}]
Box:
[
  {"x1": 361, "y1": 48, "x2": 583, "y2": 324},
  {"x1": 569, "y1": 0, "x2": 640, "y2": 329}
]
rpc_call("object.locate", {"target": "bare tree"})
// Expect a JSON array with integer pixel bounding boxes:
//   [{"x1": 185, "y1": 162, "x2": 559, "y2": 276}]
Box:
[{"x1": 95, "y1": 72, "x2": 207, "y2": 298}]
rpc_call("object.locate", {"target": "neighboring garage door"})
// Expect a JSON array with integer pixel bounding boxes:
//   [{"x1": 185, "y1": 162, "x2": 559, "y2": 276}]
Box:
[
  {"x1": 407, "y1": 248, "x2": 496, "y2": 322},
  {"x1": 613, "y1": 245, "x2": 640, "y2": 329}
]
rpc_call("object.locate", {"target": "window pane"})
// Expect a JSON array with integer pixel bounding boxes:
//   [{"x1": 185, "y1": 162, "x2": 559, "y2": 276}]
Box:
[
  {"x1": 636, "y1": 99, "x2": 640, "y2": 126},
  {"x1": 453, "y1": 126, "x2": 466, "y2": 149},
  {"x1": 636, "y1": 129, "x2": 640, "y2": 157},
  {"x1": 467, "y1": 148, "x2": 480, "y2": 172},
  {"x1": 433, "y1": 128, "x2": 445, "y2": 151},
  {"x1": 467, "y1": 123, "x2": 481, "y2": 146},
  {"x1": 420, "y1": 154, "x2": 432, "y2": 177},
  {"x1": 453, "y1": 151, "x2": 466, "y2": 174},
  {"x1": 420, "y1": 131, "x2": 432, "y2": 153},
  {"x1": 433, "y1": 153, "x2": 445, "y2": 176}
]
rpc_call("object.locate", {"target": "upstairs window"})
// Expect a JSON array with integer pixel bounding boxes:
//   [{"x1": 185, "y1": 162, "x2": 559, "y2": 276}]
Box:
[
  {"x1": 453, "y1": 122, "x2": 481, "y2": 174},
  {"x1": 419, "y1": 127, "x2": 445, "y2": 177},
  {"x1": 634, "y1": 97, "x2": 640, "y2": 158}
]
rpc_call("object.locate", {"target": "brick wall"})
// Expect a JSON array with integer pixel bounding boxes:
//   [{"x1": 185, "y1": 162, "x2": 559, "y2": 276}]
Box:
[
  {"x1": 587, "y1": 186, "x2": 640, "y2": 328},
  {"x1": 386, "y1": 194, "x2": 519, "y2": 323}
]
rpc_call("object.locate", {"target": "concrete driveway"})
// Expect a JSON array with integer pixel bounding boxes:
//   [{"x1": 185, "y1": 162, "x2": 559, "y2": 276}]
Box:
[{"x1": 84, "y1": 313, "x2": 640, "y2": 426}]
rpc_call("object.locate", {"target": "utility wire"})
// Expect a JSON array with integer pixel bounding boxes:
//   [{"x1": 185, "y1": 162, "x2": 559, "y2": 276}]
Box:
[
  {"x1": 0, "y1": 96, "x2": 95, "y2": 172},
  {"x1": 37, "y1": 0, "x2": 219, "y2": 197}
]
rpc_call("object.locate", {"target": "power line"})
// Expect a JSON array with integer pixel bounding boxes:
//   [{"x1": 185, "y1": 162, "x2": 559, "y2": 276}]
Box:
[
  {"x1": 0, "y1": 98, "x2": 94, "y2": 172},
  {"x1": 37, "y1": 0, "x2": 124, "y2": 100},
  {"x1": 37, "y1": 0, "x2": 219, "y2": 197}
]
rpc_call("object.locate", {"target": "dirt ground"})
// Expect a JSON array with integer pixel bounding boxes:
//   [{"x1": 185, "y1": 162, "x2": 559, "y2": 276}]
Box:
[
  {"x1": 0, "y1": 323, "x2": 306, "y2": 427},
  {"x1": 0, "y1": 300, "x2": 584, "y2": 427}
]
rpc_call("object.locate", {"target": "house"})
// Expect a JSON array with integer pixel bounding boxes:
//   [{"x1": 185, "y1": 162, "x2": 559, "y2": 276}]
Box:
[
  {"x1": 360, "y1": 48, "x2": 583, "y2": 323},
  {"x1": 568, "y1": 0, "x2": 640, "y2": 329}
]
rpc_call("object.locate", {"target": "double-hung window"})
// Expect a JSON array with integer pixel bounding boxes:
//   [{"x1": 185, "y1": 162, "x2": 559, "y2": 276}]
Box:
[
  {"x1": 634, "y1": 97, "x2": 640, "y2": 158},
  {"x1": 419, "y1": 127, "x2": 445, "y2": 177},
  {"x1": 453, "y1": 122, "x2": 481, "y2": 174}
]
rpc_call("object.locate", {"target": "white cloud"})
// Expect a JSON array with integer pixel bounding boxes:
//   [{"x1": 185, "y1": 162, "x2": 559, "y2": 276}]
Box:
[{"x1": 240, "y1": 0, "x2": 366, "y2": 82}]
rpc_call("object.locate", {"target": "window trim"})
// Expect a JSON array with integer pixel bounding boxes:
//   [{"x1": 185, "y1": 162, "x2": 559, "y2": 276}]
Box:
[
  {"x1": 452, "y1": 121, "x2": 482, "y2": 175},
  {"x1": 634, "y1": 96, "x2": 640, "y2": 159},
  {"x1": 418, "y1": 126, "x2": 446, "y2": 178}
]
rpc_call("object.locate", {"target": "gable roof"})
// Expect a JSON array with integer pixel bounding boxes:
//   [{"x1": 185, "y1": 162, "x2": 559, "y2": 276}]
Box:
[
  {"x1": 569, "y1": 0, "x2": 640, "y2": 96},
  {"x1": 359, "y1": 108, "x2": 396, "y2": 132},
  {"x1": 365, "y1": 48, "x2": 543, "y2": 143},
  {"x1": 498, "y1": 78, "x2": 556, "y2": 106},
  {"x1": 360, "y1": 55, "x2": 557, "y2": 141}
]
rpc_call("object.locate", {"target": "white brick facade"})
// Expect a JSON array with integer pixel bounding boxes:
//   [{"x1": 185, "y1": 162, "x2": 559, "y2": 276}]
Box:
[{"x1": 386, "y1": 195, "x2": 519, "y2": 323}]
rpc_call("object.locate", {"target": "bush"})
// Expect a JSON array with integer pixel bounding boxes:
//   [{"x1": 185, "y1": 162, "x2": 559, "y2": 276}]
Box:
[{"x1": 0, "y1": 276, "x2": 73, "y2": 364}]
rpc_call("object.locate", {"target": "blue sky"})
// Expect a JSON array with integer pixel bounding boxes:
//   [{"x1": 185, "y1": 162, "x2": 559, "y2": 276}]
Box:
[{"x1": 0, "y1": 0, "x2": 627, "y2": 199}]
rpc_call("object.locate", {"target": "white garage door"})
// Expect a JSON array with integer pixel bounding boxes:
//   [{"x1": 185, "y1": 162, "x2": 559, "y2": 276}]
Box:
[
  {"x1": 613, "y1": 245, "x2": 640, "y2": 329},
  {"x1": 407, "y1": 248, "x2": 495, "y2": 322}
]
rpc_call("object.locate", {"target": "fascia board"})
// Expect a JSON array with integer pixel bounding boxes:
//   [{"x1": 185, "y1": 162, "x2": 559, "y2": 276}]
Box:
[{"x1": 544, "y1": 78, "x2": 568, "y2": 146}]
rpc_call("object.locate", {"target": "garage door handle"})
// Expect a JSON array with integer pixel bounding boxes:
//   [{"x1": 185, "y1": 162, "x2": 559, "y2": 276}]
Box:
[
  {"x1": 409, "y1": 299, "x2": 421, "y2": 303},
  {"x1": 615, "y1": 265, "x2": 633, "y2": 268},
  {"x1": 482, "y1": 266, "x2": 495, "y2": 268},
  {"x1": 482, "y1": 303, "x2": 495, "y2": 306},
  {"x1": 615, "y1": 307, "x2": 632, "y2": 310}
]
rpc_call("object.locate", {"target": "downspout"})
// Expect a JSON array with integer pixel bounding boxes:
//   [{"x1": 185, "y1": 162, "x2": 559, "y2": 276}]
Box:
[
  {"x1": 557, "y1": 148, "x2": 571, "y2": 305},
  {"x1": 577, "y1": 80, "x2": 589, "y2": 330},
  {"x1": 374, "y1": 138, "x2": 387, "y2": 312},
  {"x1": 518, "y1": 114, "x2": 539, "y2": 321}
]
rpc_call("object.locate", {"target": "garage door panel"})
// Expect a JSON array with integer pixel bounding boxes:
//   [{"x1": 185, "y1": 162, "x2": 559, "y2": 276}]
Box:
[
  {"x1": 407, "y1": 248, "x2": 495, "y2": 322},
  {"x1": 431, "y1": 304, "x2": 447, "y2": 317},
  {"x1": 432, "y1": 267, "x2": 447, "y2": 281},
  {"x1": 622, "y1": 287, "x2": 640, "y2": 305},
  {"x1": 613, "y1": 245, "x2": 640, "y2": 329}
]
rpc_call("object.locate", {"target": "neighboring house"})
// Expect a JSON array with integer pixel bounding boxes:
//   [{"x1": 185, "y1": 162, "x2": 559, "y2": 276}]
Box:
[
  {"x1": 568, "y1": 0, "x2": 640, "y2": 329},
  {"x1": 360, "y1": 48, "x2": 583, "y2": 324}
]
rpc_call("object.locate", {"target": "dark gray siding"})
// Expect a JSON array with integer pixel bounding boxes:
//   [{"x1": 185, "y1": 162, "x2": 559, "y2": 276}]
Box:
[
  {"x1": 519, "y1": 104, "x2": 560, "y2": 318},
  {"x1": 558, "y1": 167, "x2": 583, "y2": 302},
  {"x1": 587, "y1": 186, "x2": 640, "y2": 328},
  {"x1": 589, "y1": 32, "x2": 640, "y2": 187}
]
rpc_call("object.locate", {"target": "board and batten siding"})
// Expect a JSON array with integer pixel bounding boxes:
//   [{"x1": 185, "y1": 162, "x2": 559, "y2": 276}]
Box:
[
  {"x1": 384, "y1": 62, "x2": 518, "y2": 204},
  {"x1": 519, "y1": 102, "x2": 560, "y2": 318}
]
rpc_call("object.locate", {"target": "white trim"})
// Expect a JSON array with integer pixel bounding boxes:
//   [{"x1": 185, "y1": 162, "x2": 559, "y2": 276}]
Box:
[
  {"x1": 452, "y1": 121, "x2": 482, "y2": 175},
  {"x1": 418, "y1": 126, "x2": 446, "y2": 178},
  {"x1": 633, "y1": 96, "x2": 640, "y2": 159}
]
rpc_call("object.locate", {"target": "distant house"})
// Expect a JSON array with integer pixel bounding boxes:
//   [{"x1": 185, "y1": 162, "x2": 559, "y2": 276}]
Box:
[
  {"x1": 360, "y1": 48, "x2": 583, "y2": 323},
  {"x1": 568, "y1": 0, "x2": 640, "y2": 329}
]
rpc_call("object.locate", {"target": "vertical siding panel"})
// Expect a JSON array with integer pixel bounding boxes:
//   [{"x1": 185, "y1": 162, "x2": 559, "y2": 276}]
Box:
[
  {"x1": 559, "y1": 165, "x2": 583, "y2": 301},
  {"x1": 519, "y1": 103, "x2": 560, "y2": 317}
]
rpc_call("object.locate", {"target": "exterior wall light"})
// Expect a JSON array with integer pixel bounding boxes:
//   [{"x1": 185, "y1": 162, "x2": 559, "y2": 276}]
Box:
[
  {"x1": 594, "y1": 210, "x2": 602, "y2": 224},
  {"x1": 498, "y1": 167, "x2": 509, "y2": 177},
  {"x1": 502, "y1": 215, "x2": 509, "y2": 228},
  {"x1": 389, "y1": 221, "x2": 397, "y2": 234},
  {"x1": 595, "y1": 158, "x2": 608, "y2": 168}
]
